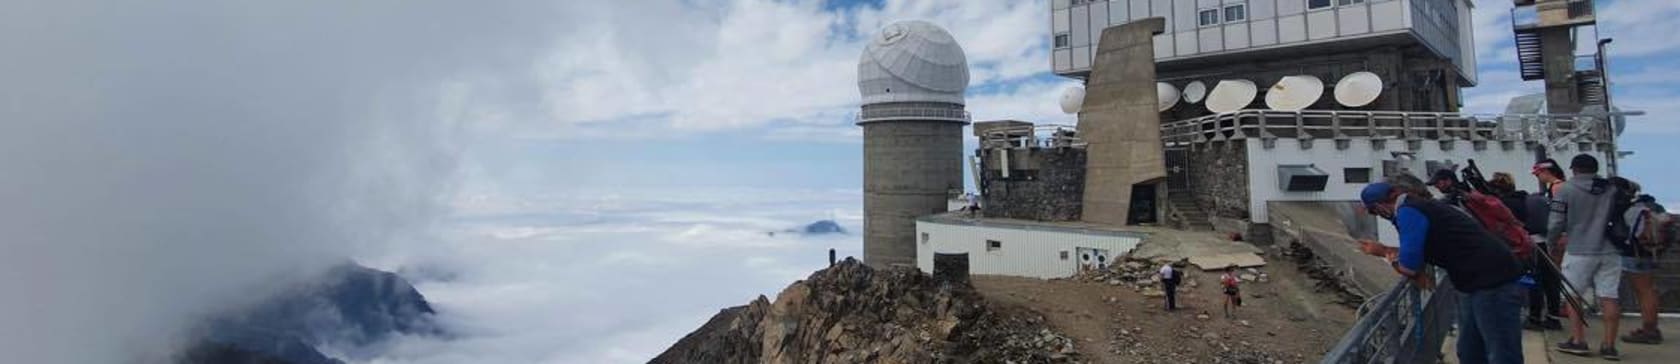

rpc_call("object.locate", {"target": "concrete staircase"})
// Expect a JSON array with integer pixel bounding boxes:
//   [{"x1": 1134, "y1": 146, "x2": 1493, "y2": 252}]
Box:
[{"x1": 1167, "y1": 193, "x2": 1213, "y2": 231}]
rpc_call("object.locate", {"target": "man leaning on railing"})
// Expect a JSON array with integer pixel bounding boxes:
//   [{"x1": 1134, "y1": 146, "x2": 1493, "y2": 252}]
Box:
[{"x1": 1359, "y1": 180, "x2": 1528, "y2": 364}]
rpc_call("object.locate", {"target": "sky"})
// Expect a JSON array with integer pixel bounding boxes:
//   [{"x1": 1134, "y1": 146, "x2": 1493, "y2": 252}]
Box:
[{"x1": 2, "y1": 0, "x2": 1678, "y2": 363}]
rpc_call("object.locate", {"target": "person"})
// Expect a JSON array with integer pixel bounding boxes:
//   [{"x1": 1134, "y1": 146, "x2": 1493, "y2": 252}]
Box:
[
  {"x1": 1429, "y1": 169, "x2": 1470, "y2": 207},
  {"x1": 1160, "y1": 261, "x2": 1181, "y2": 311},
  {"x1": 1549, "y1": 154, "x2": 1624, "y2": 359},
  {"x1": 1527, "y1": 159, "x2": 1568, "y2": 330},
  {"x1": 1621, "y1": 193, "x2": 1664, "y2": 345},
  {"x1": 1362, "y1": 181, "x2": 1526, "y2": 364},
  {"x1": 1220, "y1": 264, "x2": 1240, "y2": 318}
]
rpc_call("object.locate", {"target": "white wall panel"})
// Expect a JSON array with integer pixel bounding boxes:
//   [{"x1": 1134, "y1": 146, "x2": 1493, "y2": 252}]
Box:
[
  {"x1": 1132, "y1": 0, "x2": 1151, "y2": 23},
  {"x1": 1278, "y1": 15, "x2": 1306, "y2": 43},
  {"x1": 1072, "y1": 46, "x2": 1092, "y2": 69},
  {"x1": 1155, "y1": 33, "x2": 1175, "y2": 57},
  {"x1": 1199, "y1": 27, "x2": 1224, "y2": 53},
  {"x1": 1176, "y1": 31, "x2": 1199, "y2": 57},
  {"x1": 1338, "y1": 5, "x2": 1371, "y2": 35},
  {"x1": 1307, "y1": 10, "x2": 1337, "y2": 40},
  {"x1": 1054, "y1": 8, "x2": 1071, "y2": 34},
  {"x1": 1278, "y1": 0, "x2": 1304, "y2": 15},
  {"x1": 1152, "y1": 0, "x2": 1175, "y2": 31},
  {"x1": 1253, "y1": 0, "x2": 1278, "y2": 19},
  {"x1": 1242, "y1": 138, "x2": 1592, "y2": 223},
  {"x1": 1111, "y1": 1, "x2": 1131, "y2": 23},
  {"x1": 1371, "y1": 0, "x2": 1405, "y2": 31},
  {"x1": 1072, "y1": 5, "x2": 1091, "y2": 47},
  {"x1": 1251, "y1": 18, "x2": 1278, "y2": 46},
  {"x1": 915, "y1": 221, "x2": 1145, "y2": 279},
  {"x1": 1055, "y1": 48, "x2": 1072, "y2": 71},
  {"x1": 1224, "y1": 23, "x2": 1251, "y2": 49}
]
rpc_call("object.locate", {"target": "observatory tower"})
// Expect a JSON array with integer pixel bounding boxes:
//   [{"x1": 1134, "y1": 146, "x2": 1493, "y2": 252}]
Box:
[{"x1": 856, "y1": 20, "x2": 969, "y2": 268}]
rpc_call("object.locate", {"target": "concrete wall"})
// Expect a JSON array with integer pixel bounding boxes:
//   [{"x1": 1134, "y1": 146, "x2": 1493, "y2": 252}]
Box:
[
  {"x1": 861, "y1": 120, "x2": 966, "y2": 267},
  {"x1": 1242, "y1": 137, "x2": 1604, "y2": 224},
  {"x1": 979, "y1": 147, "x2": 1086, "y2": 221},
  {"x1": 915, "y1": 219, "x2": 1145, "y2": 279},
  {"x1": 1080, "y1": 18, "x2": 1168, "y2": 226}
]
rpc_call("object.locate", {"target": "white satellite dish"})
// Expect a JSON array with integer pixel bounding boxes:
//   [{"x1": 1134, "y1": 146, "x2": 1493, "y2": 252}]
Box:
[
  {"x1": 1334, "y1": 71, "x2": 1384, "y2": 108},
  {"x1": 1182, "y1": 81, "x2": 1207, "y2": 104},
  {"x1": 1157, "y1": 82, "x2": 1180, "y2": 111},
  {"x1": 1264, "y1": 75, "x2": 1325, "y2": 111},
  {"x1": 1059, "y1": 86, "x2": 1086, "y2": 114},
  {"x1": 1205, "y1": 79, "x2": 1257, "y2": 114}
]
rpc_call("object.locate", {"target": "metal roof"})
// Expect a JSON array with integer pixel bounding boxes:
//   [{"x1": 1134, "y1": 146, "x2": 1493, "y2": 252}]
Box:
[{"x1": 858, "y1": 20, "x2": 969, "y2": 106}]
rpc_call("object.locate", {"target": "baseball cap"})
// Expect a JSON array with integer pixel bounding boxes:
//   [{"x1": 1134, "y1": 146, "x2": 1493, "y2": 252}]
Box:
[
  {"x1": 1429, "y1": 169, "x2": 1458, "y2": 185},
  {"x1": 1360, "y1": 182, "x2": 1393, "y2": 210}
]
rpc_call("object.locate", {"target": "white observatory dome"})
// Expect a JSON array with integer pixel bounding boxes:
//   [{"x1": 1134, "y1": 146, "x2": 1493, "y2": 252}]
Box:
[{"x1": 858, "y1": 20, "x2": 970, "y2": 106}]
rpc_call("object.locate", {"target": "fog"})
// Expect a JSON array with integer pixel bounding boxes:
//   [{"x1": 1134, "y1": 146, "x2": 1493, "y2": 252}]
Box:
[{"x1": 0, "y1": 1, "x2": 566, "y2": 362}]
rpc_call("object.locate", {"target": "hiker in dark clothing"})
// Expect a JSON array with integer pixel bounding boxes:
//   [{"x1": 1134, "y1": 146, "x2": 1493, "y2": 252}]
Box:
[
  {"x1": 1491, "y1": 171, "x2": 1564, "y2": 331},
  {"x1": 1159, "y1": 262, "x2": 1183, "y2": 311},
  {"x1": 1363, "y1": 181, "x2": 1527, "y2": 364},
  {"x1": 1527, "y1": 160, "x2": 1568, "y2": 330}
]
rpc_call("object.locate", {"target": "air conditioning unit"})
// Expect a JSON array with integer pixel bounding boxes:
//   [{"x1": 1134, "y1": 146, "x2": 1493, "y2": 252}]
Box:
[{"x1": 1277, "y1": 164, "x2": 1329, "y2": 192}]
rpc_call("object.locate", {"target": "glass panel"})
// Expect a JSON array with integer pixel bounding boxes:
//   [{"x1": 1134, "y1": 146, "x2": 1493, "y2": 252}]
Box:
[
  {"x1": 1224, "y1": 5, "x2": 1247, "y2": 22},
  {"x1": 1310, "y1": 0, "x2": 1333, "y2": 9}
]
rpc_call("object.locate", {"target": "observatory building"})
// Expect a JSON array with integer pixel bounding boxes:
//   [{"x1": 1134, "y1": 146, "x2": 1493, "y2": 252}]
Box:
[
  {"x1": 856, "y1": 20, "x2": 970, "y2": 268},
  {"x1": 872, "y1": 2, "x2": 1629, "y2": 291}
]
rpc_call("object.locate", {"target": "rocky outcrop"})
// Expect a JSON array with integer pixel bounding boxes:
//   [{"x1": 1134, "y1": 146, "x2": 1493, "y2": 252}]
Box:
[{"x1": 652, "y1": 258, "x2": 1079, "y2": 364}]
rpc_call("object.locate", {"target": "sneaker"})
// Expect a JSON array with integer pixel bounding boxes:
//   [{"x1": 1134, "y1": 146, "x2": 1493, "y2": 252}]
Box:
[
  {"x1": 1600, "y1": 347, "x2": 1620, "y2": 361},
  {"x1": 1555, "y1": 341, "x2": 1592, "y2": 356},
  {"x1": 1621, "y1": 328, "x2": 1663, "y2": 345}
]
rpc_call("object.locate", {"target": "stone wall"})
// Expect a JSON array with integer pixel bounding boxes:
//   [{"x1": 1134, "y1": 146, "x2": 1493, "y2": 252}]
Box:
[
  {"x1": 978, "y1": 147, "x2": 1085, "y2": 221},
  {"x1": 1186, "y1": 142, "x2": 1250, "y2": 219}
]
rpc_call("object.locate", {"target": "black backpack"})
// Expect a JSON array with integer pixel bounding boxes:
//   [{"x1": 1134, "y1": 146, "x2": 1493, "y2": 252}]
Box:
[{"x1": 1601, "y1": 177, "x2": 1639, "y2": 252}]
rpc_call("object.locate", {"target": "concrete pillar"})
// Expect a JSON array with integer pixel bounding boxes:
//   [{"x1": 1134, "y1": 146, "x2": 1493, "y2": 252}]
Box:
[
  {"x1": 1079, "y1": 17, "x2": 1168, "y2": 226},
  {"x1": 1539, "y1": 28, "x2": 1580, "y2": 114},
  {"x1": 860, "y1": 119, "x2": 965, "y2": 267}
]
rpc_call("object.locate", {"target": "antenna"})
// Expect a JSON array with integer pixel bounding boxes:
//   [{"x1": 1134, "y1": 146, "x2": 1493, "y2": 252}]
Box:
[
  {"x1": 1264, "y1": 75, "x2": 1324, "y2": 111},
  {"x1": 1333, "y1": 71, "x2": 1383, "y2": 108},
  {"x1": 1157, "y1": 82, "x2": 1180, "y2": 112},
  {"x1": 1182, "y1": 81, "x2": 1207, "y2": 104},
  {"x1": 1060, "y1": 86, "x2": 1085, "y2": 114},
  {"x1": 1205, "y1": 79, "x2": 1257, "y2": 114}
]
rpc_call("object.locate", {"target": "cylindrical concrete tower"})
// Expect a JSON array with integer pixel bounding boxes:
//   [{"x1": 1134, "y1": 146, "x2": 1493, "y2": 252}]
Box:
[{"x1": 856, "y1": 20, "x2": 969, "y2": 268}]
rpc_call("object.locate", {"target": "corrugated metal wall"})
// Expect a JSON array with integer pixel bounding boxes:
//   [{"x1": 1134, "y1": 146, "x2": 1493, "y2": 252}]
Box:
[{"x1": 914, "y1": 220, "x2": 1144, "y2": 279}]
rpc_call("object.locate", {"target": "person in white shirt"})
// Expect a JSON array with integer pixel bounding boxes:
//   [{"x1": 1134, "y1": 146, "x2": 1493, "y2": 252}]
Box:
[{"x1": 1160, "y1": 262, "x2": 1181, "y2": 311}]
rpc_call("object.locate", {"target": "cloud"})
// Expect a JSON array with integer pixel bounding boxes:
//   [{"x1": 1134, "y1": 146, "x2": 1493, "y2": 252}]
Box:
[
  {"x1": 363, "y1": 188, "x2": 863, "y2": 363},
  {"x1": 0, "y1": 1, "x2": 577, "y2": 362}
]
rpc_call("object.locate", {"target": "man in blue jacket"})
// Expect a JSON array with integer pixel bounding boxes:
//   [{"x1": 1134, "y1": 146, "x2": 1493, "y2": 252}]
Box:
[{"x1": 1362, "y1": 181, "x2": 1526, "y2": 364}]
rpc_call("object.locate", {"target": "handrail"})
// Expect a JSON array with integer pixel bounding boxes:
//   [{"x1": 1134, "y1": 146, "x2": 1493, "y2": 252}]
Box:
[
  {"x1": 1321, "y1": 270, "x2": 1458, "y2": 364},
  {"x1": 1159, "y1": 109, "x2": 1639, "y2": 147}
]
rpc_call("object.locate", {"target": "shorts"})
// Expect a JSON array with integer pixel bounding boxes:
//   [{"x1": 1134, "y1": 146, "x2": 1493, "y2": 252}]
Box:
[
  {"x1": 1623, "y1": 255, "x2": 1658, "y2": 274},
  {"x1": 1561, "y1": 254, "x2": 1622, "y2": 299}
]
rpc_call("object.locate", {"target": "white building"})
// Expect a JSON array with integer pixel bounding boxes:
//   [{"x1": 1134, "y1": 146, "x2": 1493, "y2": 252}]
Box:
[{"x1": 915, "y1": 214, "x2": 1146, "y2": 279}]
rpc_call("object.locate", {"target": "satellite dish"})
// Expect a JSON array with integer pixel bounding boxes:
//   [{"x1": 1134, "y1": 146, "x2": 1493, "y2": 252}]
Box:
[
  {"x1": 1182, "y1": 81, "x2": 1207, "y2": 104},
  {"x1": 1157, "y1": 82, "x2": 1180, "y2": 111},
  {"x1": 1334, "y1": 71, "x2": 1384, "y2": 107},
  {"x1": 1205, "y1": 79, "x2": 1257, "y2": 114},
  {"x1": 1581, "y1": 104, "x2": 1627, "y2": 136},
  {"x1": 1265, "y1": 75, "x2": 1325, "y2": 111},
  {"x1": 1059, "y1": 86, "x2": 1086, "y2": 114}
]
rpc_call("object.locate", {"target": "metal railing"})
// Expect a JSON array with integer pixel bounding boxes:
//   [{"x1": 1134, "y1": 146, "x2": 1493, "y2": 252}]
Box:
[
  {"x1": 1321, "y1": 271, "x2": 1458, "y2": 364},
  {"x1": 1159, "y1": 109, "x2": 1630, "y2": 149},
  {"x1": 978, "y1": 124, "x2": 1084, "y2": 149},
  {"x1": 857, "y1": 104, "x2": 970, "y2": 123}
]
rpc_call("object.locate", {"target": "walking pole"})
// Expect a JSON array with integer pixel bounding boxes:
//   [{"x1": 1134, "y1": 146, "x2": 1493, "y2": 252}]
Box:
[{"x1": 1536, "y1": 248, "x2": 1593, "y2": 327}]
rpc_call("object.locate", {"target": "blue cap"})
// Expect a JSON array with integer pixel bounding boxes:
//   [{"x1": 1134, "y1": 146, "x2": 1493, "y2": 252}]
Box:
[{"x1": 1360, "y1": 182, "x2": 1393, "y2": 209}]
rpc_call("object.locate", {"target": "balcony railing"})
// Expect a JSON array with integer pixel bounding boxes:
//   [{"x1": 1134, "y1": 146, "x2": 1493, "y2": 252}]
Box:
[
  {"x1": 857, "y1": 104, "x2": 971, "y2": 123},
  {"x1": 1159, "y1": 109, "x2": 1635, "y2": 151},
  {"x1": 1320, "y1": 271, "x2": 1457, "y2": 364},
  {"x1": 978, "y1": 124, "x2": 1084, "y2": 149}
]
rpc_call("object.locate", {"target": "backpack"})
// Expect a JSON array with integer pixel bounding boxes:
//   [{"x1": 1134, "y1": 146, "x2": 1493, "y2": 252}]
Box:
[
  {"x1": 1630, "y1": 197, "x2": 1678, "y2": 257},
  {"x1": 1456, "y1": 190, "x2": 1536, "y2": 260},
  {"x1": 1602, "y1": 177, "x2": 1639, "y2": 252}
]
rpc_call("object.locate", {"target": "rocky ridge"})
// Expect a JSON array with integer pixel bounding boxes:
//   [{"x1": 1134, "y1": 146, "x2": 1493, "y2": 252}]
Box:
[{"x1": 652, "y1": 258, "x2": 1081, "y2": 364}]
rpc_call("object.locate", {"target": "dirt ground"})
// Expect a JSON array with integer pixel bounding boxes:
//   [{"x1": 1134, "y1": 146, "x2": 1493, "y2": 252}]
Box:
[{"x1": 973, "y1": 250, "x2": 1358, "y2": 364}]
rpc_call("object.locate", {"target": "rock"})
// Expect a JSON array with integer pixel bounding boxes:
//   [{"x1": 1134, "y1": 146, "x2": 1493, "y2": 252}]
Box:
[
  {"x1": 1239, "y1": 274, "x2": 1258, "y2": 282},
  {"x1": 1202, "y1": 333, "x2": 1220, "y2": 340},
  {"x1": 1142, "y1": 290, "x2": 1165, "y2": 298},
  {"x1": 1238, "y1": 320, "x2": 1251, "y2": 327},
  {"x1": 1196, "y1": 314, "x2": 1211, "y2": 320}
]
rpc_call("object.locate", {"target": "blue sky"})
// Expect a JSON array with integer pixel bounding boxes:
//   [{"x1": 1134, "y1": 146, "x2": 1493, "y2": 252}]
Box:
[{"x1": 462, "y1": 0, "x2": 1680, "y2": 203}]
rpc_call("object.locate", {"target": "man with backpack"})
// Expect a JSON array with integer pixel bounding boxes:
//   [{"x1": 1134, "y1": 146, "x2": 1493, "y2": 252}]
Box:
[
  {"x1": 1620, "y1": 192, "x2": 1665, "y2": 345},
  {"x1": 1549, "y1": 154, "x2": 1625, "y2": 359},
  {"x1": 1362, "y1": 180, "x2": 1527, "y2": 364}
]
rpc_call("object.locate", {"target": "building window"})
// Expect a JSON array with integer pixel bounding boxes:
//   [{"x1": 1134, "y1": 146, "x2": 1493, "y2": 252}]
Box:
[
  {"x1": 986, "y1": 240, "x2": 1002, "y2": 251},
  {"x1": 1223, "y1": 4, "x2": 1247, "y2": 22},
  {"x1": 1344, "y1": 168, "x2": 1373, "y2": 183},
  {"x1": 1060, "y1": 250, "x2": 1070, "y2": 260},
  {"x1": 1053, "y1": 33, "x2": 1070, "y2": 48},
  {"x1": 921, "y1": 232, "x2": 930, "y2": 244},
  {"x1": 1198, "y1": 9, "x2": 1221, "y2": 26},
  {"x1": 1337, "y1": 0, "x2": 1365, "y2": 5},
  {"x1": 1308, "y1": 0, "x2": 1333, "y2": 9}
]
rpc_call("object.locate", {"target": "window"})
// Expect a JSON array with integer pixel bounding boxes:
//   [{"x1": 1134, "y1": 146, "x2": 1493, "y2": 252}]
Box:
[
  {"x1": 1198, "y1": 9, "x2": 1221, "y2": 26},
  {"x1": 1223, "y1": 4, "x2": 1247, "y2": 22},
  {"x1": 1060, "y1": 250, "x2": 1070, "y2": 260},
  {"x1": 920, "y1": 232, "x2": 930, "y2": 244},
  {"x1": 986, "y1": 240, "x2": 1002, "y2": 251},
  {"x1": 1337, "y1": 0, "x2": 1365, "y2": 5},
  {"x1": 1308, "y1": 0, "x2": 1333, "y2": 9},
  {"x1": 1053, "y1": 33, "x2": 1070, "y2": 48},
  {"x1": 1344, "y1": 168, "x2": 1373, "y2": 183}
]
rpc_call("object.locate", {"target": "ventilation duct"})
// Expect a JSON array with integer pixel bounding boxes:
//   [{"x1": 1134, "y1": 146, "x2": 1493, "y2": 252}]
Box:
[{"x1": 1277, "y1": 164, "x2": 1329, "y2": 192}]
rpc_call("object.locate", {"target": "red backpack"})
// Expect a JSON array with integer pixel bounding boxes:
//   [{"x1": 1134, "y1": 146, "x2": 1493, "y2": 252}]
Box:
[{"x1": 1456, "y1": 191, "x2": 1535, "y2": 260}]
